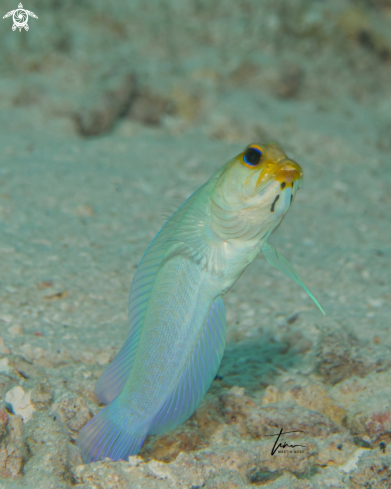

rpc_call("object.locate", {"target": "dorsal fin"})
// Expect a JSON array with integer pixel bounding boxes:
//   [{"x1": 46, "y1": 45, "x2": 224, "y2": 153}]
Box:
[
  {"x1": 95, "y1": 227, "x2": 174, "y2": 404},
  {"x1": 95, "y1": 185, "x2": 214, "y2": 404}
]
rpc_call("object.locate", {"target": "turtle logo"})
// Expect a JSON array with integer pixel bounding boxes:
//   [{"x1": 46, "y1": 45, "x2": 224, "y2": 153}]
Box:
[{"x1": 3, "y1": 3, "x2": 38, "y2": 32}]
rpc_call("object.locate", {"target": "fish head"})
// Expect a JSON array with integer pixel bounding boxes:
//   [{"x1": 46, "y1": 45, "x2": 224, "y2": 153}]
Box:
[{"x1": 210, "y1": 142, "x2": 303, "y2": 242}]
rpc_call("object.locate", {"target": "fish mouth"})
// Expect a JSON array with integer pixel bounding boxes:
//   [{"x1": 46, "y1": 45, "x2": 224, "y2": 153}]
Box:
[
  {"x1": 274, "y1": 160, "x2": 303, "y2": 189},
  {"x1": 256, "y1": 159, "x2": 303, "y2": 191}
]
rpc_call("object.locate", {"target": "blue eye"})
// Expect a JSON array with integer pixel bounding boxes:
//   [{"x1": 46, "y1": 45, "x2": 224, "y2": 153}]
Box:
[{"x1": 243, "y1": 146, "x2": 263, "y2": 166}]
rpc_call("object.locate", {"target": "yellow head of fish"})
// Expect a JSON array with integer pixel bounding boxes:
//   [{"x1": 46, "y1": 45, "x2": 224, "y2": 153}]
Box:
[{"x1": 210, "y1": 142, "x2": 303, "y2": 243}]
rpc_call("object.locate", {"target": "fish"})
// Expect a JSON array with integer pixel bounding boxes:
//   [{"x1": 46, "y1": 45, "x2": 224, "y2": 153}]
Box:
[{"x1": 77, "y1": 142, "x2": 324, "y2": 463}]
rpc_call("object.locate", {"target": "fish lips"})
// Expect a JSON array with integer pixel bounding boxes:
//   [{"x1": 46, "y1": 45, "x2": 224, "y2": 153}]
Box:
[{"x1": 255, "y1": 159, "x2": 303, "y2": 192}]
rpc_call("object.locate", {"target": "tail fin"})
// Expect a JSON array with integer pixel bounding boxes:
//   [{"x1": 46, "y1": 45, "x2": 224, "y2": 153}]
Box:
[{"x1": 77, "y1": 402, "x2": 147, "y2": 463}]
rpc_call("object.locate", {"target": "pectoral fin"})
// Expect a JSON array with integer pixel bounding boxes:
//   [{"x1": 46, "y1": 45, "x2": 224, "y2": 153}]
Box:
[{"x1": 262, "y1": 241, "x2": 325, "y2": 315}]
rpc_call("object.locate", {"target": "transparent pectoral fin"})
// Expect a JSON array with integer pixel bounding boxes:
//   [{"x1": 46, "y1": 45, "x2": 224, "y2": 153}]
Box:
[{"x1": 262, "y1": 241, "x2": 325, "y2": 315}]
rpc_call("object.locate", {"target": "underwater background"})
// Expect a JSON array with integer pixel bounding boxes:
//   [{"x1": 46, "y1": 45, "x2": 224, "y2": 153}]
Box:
[{"x1": 0, "y1": 0, "x2": 391, "y2": 487}]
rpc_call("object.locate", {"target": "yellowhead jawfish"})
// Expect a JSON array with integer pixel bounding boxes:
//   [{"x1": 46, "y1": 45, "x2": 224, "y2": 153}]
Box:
[{"x1": 77, "y1": 142, "x2": 324, "y2": 462}]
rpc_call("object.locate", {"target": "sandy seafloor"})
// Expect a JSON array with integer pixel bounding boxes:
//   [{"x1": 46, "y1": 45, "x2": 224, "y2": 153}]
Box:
[{"x1": 1, "y1": 0, "x2": 391, "y2": 488}]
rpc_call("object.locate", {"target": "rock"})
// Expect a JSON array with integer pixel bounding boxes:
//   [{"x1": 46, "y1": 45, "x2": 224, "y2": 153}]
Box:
[
  {"x1": 0, "y1": 358, "x2": 11, "y2": 374},
  {"x1": 141, "y1": 428, "x2": 205, "y2": 463},
  {"x1": 31, "y1": 379, "x2": 54, "y2": 410},
  {"x1": 5, "y1": 386, "x2": 35, "y2": 423},
  {"x1": 339, "y1": 7, "x2": 391, "y2": 61},
  {"x1": 315, "y1": 328, "x2": 389, "y2": 385},
  {"x1": 23, "y1": 411, "x2": 73, "y2": 488},
  {"x1": 331, "y1": 370, "x2": 391, "y2": 443},
  {"x1": 261, "y1": 382, "x2": 346, "y2": 425},
  {"x1": 19, "y1": 344, "x2": 47, "y2": 364},
  {"x1": 342, "y1": 447, "x2": 391, "y2": 488},
  {"x1": 128, "y1": 455, "x2": 143, "y2": 467},
  {"x1": 96, "y1": 351, "x2": 111, "y2": 366},
  {"x1": 7, "y1": 415, "x2": 24, "y2": 448},
  {"x1": 204, "y1": 470, "x2": 250, "y2": 489},
  {"x1": 9, "y1": 355, "x2": 41, "y2": 380},
  {"x1": 0, "y1": 409, "x2": 9, "y2": 432},
  {"x1": 0, "y1": 336, "x2": 10, "y2": 355},
  {"x1": 0, "y1": 415, "x2": 25, "y2": 479},
  {"x1": 340, "y1": 448, "x2": 370, "y2": 474},
  {"x1": 8, "y1": 324, "x2": 24, "y2": 336},
  {"x1": 316, "y1": 433, "x2": 357, "y2": 468},
  {"x1": 18, "y1": 343, "x2": 71, "y2": 367},
  {"x1": 274, "y1": 63, "x2": 304, "y2": 98},
  {"x1": 0, "y1": 443, "x2": 24, "y2": 479},
  {"x1": 53, "y1": 394, "x2": 93, "y2": 433},
  {"x1": 73, "y1": 459, "x2": 169, "y2": 489},
  {"x1": 0, "y1": 315, "x2": 13, "y2": 324},
  {"x1": 74, "y1": 451, "x2": 216, "y2": 489},
  {"x1": 228, "y1": 386, "x2": 246, "y2": 397},
  {"x1": 74, "y1": 71, "x2": 137, "y2": 136},
  {"x1": 261, "y1": 385, "x2": 280, "y2": 405},
  {"x1": 129, "y1": 88, "x2": 175, "y2": 125},
  {"x1": 147, "y1": 452, "x2": 211, "y2": 488}
]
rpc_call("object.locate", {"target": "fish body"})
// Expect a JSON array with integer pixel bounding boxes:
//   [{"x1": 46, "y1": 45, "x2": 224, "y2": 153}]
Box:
[{"x1": 78, "y1": 142, "x2": 323, "y2": 462}]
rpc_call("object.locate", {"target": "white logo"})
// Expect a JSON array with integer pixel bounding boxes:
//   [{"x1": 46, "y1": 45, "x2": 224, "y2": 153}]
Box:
[{"x1": 3, "y1": 3, "x2": 38, "y2": 32}]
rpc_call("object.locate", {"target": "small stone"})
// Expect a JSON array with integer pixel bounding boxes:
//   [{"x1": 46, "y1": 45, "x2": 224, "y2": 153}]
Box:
[
  {"x1": 331, "y1": 370, "x2": 391, "y2": 443},
  {"x1": 0, "y1": 443, "x2": 24, "y2": 478},
  {"x1": 74, "y1": 72, "x2": 137, "y2": 136},
  {"x1": 5, "y1": 386, "x2": 35, "y2": 423},
  {"x1": 362, "y1": 270, "x2": 370, "y2": 280},
  {"x1": 274, "y1": 63, "x2": 304, "y2": 98},
  {"x1": 75, "y1": 204, "x2": 95, "y2": 217},
  {"x1": 275, "y1": 314, "x2": 286, "y2": 327},
  {"x1": 96, "y1": 351, "x2": 111, "y2": 366},
  {"x1": 81, "y1": 351, "x2": 95, "y2": 364},
  {"x1": 8, "y1": 324, "x2": 23, "y2": 336},
  {"x1": 365, "y1": 410, "x2": 391, "y2": 437},
  {"x1": 0, "y1": 315, "x2": 13, "y2": 324},
  {"x1": 228, "y1": 386, "x2": 245, "y2": 397},
  {"x1": 19, "y1": 344, "x2": 46, "y2": 363},
  {"x1": 0, "y1": 337, "x2": 10, "y2": 355},
  {"x1": 31, "y1": 380, "x2": 53, "y2": 410},
  {"x1": 333, "y1": 180, "x2": 348, "y2": 192},
  {"x1": 8, "y1": 415, "x2": 24, "y2": 447},
  {"x1": 44, "y1": 290, "x2": 67, "y2": 300},
  {"x1": 316, "y1": 329, "x2": 372, "y2": 384},
  {"x1": 0, "y1": 409, "x2": 9, "y2": 431},
  {"x1": 10, "y1": 356, "x2": 40, "y2": 380},
  {"x1": 340, "y1": 448, "x2": 370, "y2": 473},
  {"x1": 281, "y1": 383, "x2": 346, "y2": 425},
  {"x1": 53, "y1": 394, "x2": 92, "y2": 433},
  {"x1": 23, "y1": 411, "x2": 71, "y2": 485},
  {"x1": 0, "y1": 247, "x2": 14, "y2": 254},
  {"x1": 0, "y1": 358, "x2": 10, "y2": 374},
  {"x1": 261, "y1": 385, "x2": 280, "y2": 405},
  {"x1": 147, "y1": 459, "x2": 174, "y2": 481},
  {"x1": 368, "y1": 298, "x2": 383, "y2": 308},
  {"x1": 3, "y1": 286, "x2": 17, "y2": 294},
  {"x1": 128, "y1": 455, "x2": 143, "y2": 467},
  {"x1": 129, "y1": 88, "x2": 175, "y2": 125}
]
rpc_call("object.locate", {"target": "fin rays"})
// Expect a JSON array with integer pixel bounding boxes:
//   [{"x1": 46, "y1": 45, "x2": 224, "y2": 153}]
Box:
[
  {"x1": 148, "y1": 296, "x2": 226, "y2": 435},
  {"x1": 77, "y1": 402, "x2": 148, "y2": 463},
  {"x1": 262, "y1": 241, "x2": 325, "y2": 315}
]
